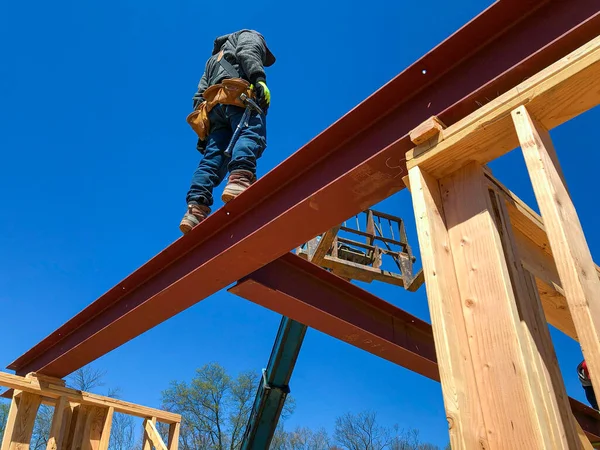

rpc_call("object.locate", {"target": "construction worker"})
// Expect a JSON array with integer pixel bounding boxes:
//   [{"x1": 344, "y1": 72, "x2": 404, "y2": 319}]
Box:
[
  {"x1": 180, "y1": 29, "x2": 276, "y2": 234},
  {"x1": 578, "y1": 359, "x2": 598, "y2": 410}
]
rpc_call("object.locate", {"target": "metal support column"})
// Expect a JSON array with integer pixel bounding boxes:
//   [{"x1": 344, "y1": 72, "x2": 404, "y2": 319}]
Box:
[{"x1": 240, "y1": 316, "x2": 307, "y2": 449}]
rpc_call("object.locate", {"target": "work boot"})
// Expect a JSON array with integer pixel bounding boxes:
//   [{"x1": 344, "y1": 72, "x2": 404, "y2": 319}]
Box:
[
  {"x1": 179, "y1": 203, "x2": 211, "y2": 234},
  {"x1": 221, "y1": 169, "x2": 256, "y2": 203}
]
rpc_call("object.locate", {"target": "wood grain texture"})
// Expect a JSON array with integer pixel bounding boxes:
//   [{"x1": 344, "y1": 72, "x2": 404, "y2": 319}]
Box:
[
  {"x1": 408, "y1": 165, "x2": 487, "y2": 449},
  {"x1": 514, "y1": 104, "x2": 600, "y2": 404},
  {"x1": 407, "y1": 34, "x2": 600, "y2": 178}
]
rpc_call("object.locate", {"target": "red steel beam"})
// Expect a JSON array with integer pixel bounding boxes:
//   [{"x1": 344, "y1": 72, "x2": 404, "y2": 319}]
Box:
[
  {"x1": 229, "y1": 254, "x2": 600, "y2": 442},
  {"x1": 9, "y1": 0, "x2": 600, "y2": 377},
  {"x1": 230, "y1": 254, "x2": 439, "y2": 381}
]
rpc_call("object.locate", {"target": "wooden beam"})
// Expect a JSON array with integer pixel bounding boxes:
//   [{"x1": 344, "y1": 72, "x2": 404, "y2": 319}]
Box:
[
  {"x1": 309, "y1": 226, "x2": 340, "y2": 266},
  {"x1": 0, "y1": 391, "x2": 42, "y2": 450},
  {"x1": 167, "y1": 423, "x2": 180, "y2": 450},
  {"x1": 142, "y1": 417, "x2": 158, "y2": 450},
  {"x1": 439, "y1": 162, "x2": 581, "y2": 448},
  {"x1": 484, "y1": 173, "x2": 579, "y2": 339},
  {"x1": 513, "y1": 104, "x2": 600, "y2": 403},
  {"x1": 143, "y1": 418, "x2": 167, "y2": 450},
  {"x1": 408, "y1": 165, "x2": 487, "y2": 448},
  {"x1": 0, "y1": 372, "x2": 180, "y2": 424},
  {"x1": 409, "y1": 116, "x2": 446, "y2": 145},
  {"x1": 81, "y1": 407, "x2": 108, "y2": 450},
  {"x1": 406, "y1": 34, "x2": 600, "y2": 178},
  {"x1": 46, "y1": 396, "x2": 69, "y2": 450},
  {"x1": 487, "y1": 182, "x2": 583, "y2": 449},
  {"x1": 0, "y1": 394, "x2": 19, "y2": 450},
  {"x1": 98, "y1": 407, "x2": 113, "y2": 450}
]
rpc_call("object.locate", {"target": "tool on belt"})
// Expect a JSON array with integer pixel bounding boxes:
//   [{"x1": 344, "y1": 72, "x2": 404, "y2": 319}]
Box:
[
  {"x1": 186, "y1": 47, "x2": 263, "y2": 149},
  {"x1": 223, "y1": 93, "x2": 264, "y2": 158}
]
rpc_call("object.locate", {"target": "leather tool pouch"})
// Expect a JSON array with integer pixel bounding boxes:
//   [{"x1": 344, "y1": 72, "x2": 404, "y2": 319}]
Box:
[{"x1": 186, "y1": 78, "x2": 254, "y2": 141}]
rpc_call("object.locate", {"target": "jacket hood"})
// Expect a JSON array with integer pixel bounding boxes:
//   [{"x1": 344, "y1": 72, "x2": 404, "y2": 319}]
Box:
[{"x1": 212, "y1": 29, "x2": 276, "y2": 67}]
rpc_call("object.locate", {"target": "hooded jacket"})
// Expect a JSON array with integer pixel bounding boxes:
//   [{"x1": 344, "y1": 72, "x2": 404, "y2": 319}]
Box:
[{"x1": 193, "y1": 30, "x2": 276, "y2": 107}]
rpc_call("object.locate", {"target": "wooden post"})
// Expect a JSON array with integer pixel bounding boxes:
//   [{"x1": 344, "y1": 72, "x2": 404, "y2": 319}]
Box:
[
  {"x1": 440, "y1": 162, "x2": 586, "y2": 448},
  {"x1": 46, "y1": 397, "x2": 70, "y2": 450},
  {"x1": 69, "y1": 405, "x2": 91, "y2": 450},
  {"x1": 98, "y1": 407, "x2": 114, "y2": 450},
  {"x1": 142, "y1": 417, "x2": 157, "y2": 450},
  {"x1": 513, "y1": 104, "x2": 600, "y2": 396},
  {"x1": 81, "y1": 406, "x2": 109, "y2": 450},
  {"x1": 408, "y1": 165, "x2": 487, "y2": 449},
  {"x1": 0, "y1": 391, "x2": 42, "y2": 450},
  {"x1": 167, "y1": 423, "x2": 180, "y2": 450},
  {"x1": 143, "y1": 419, "x2": 167, "y2": 450},
  {"x1": 410, "y1": 161, "x2": 587, "y2": 448},
  {"x1": 487, "y1": 183, "x2": 585, "y2": 448}
]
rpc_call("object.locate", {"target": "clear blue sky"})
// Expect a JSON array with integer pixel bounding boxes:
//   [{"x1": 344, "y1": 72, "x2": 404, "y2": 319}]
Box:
[{"x1": 2, "y1": 0, "x2": 599, "y2": 447}]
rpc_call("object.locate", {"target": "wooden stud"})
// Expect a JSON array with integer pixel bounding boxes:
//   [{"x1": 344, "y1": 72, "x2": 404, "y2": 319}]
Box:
[
  {"x1": 310, "y1": 226, "x2": 340, "y2": 266},
  {"x1": 62, "y1": 404, "x2": 80, "y2": 450},
  {"x1": 487, "y1": 184, "x2": 583, "y2": 449},
  {"x1": 438, "y1": 162, "x2": 582, "y2": 448},
  {"x1": 513, "y1": 104, "x2": 600, "y2": 399},
  {"x1": 167, "y1": 422, "x2": 180, "y2": 450},
  {"x1": 69, "y1": 405, "x2": 91, "y2": 450},
  {"x1": 406, "y1": 34, "x2": 600, "y2": 178},
  {"x1": 0, "y1": 373, "x2": 180, "y2": 425},
  {"x1": 81, "y1": 407, "x2": 108, "y2": 450},
  {"x1": 143, "y1": 419, "x2": 167, "y2": 450},
  {"x1": 408, "y1": 165, "x2": 487, "y2": 449},
  {"x1": 142, "y1": 417, "x2": 158, "y2": 450},
  {"x1": 46, "y1": 396, "x2": 70, "y2": 450},
  {"x1": 1, "y1": 393, "x2": 19, "y2": 450},
  {"x1": 97, "y1": 407, "x2": 113, "y2": 450},
  {"x1": 0, "y1": 391, "x2": 42, "y2": 450},
  {"x1": 409, "y1": 116, "x2": 446, "y2": 145}
]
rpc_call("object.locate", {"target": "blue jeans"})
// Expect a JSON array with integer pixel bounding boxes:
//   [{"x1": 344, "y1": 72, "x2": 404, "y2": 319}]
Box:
[{"x1": 186, "y1": 104, "x2": 267, "y2": 207}]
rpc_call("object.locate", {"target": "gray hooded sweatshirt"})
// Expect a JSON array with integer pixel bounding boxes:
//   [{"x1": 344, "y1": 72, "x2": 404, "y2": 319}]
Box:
[{"x1": 193, "y1": 29, "x2": 276, "y2": 107}]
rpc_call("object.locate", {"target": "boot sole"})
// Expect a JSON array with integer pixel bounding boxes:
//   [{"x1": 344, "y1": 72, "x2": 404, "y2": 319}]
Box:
[{"x1": 222, "y1": 185, "x2": 246, "y2": 203}]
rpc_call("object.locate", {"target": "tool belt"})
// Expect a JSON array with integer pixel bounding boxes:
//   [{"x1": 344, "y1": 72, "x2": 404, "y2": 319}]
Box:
[{"x1": 186, "y1": 78, "x2": 254, "y2": 141}]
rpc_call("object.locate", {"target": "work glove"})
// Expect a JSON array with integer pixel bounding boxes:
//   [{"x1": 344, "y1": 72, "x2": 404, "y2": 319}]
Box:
[
  {"x1": 253, "y1": 78, "x2": 270, "y2": 112},
  {"x1": 196, "y1": 138, "x2": 207, "y2": 154}
]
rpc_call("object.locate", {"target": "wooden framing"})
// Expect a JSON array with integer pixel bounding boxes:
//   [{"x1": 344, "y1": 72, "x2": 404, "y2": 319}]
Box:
[
  {"x1": 407, "y1": 33, "x2": 600, "y2": 449},
  {"x1": 406, "y1": 34, "x2": 600, "y2": 178},
  {"x1": 0, "y1": 372, "x2": 181, "y2": 450}
]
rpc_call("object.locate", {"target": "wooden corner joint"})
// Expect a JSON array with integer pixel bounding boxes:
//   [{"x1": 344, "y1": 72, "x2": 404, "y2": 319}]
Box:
[{"x1": 409, "y1": 116, "x2": 446, "y2": 146}]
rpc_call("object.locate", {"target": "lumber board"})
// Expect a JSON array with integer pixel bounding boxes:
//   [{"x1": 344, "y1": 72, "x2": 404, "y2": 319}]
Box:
[
  {"x1": 0, "y1": 372, "x2": 180, "y2": 424},
  {"x1": 483, "y1": 170, "x2": 600, "y2": 341},
  {"x1": 1, "y1": 391, "x2": 42, "y2": 450},
  {"x1": 406, "y1": 34, "x2": 600, "y2": 178},
  {"x1": 488, "y1": 185, "x2": 582, "y2": 449},
  {"x1": 143, "y1": 418, "x2": 167, "y2": 450},
  {"x1": 98, "y1": 407, "x2": 113, "y2": 450},
  {"x1": 309, "y1": 226, "x2": 340, "y2": 266},
  {"x1": 514, "y1": 104, "x2": 600, "y2": 405},
  {"x1": 409, "y1": 116, "x2": 446, "y2": 145},
  {"x1": 167, "y1": 423, "x2": 180, "y2": 450},
  {"x1": 441, "y1": 162, "x2": 546, "y2": 448},
  {"x1": 46, "y1": 396, "x2": 69, "y2": 450},
  {"x1": 408, "y1": 165, "x2": 487, "y2": 449}
]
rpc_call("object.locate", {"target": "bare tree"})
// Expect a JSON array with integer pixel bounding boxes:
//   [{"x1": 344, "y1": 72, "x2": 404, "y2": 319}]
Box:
[
  {"x1": 67, "y1": 366, "x2": 106, "y2": 391},
  {"x1": 335, "y1": 411, "x2": 391, "y2": 450}
]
